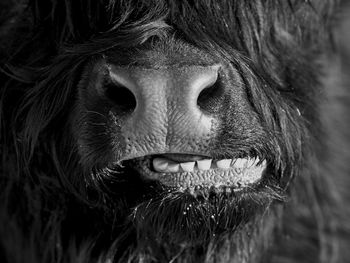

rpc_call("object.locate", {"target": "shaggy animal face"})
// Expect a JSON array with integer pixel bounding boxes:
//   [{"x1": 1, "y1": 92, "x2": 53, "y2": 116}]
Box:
[
  {"x1": 70, "y1": 38, "x2": 302, "y2": 244},
  {"x1": 1, "y1": 1, "x2": 348, "y2": 262}
]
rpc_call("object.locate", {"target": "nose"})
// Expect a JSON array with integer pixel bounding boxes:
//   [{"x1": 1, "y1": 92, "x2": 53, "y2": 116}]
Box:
[
  {"x1": 105, "y1": 65, "x2": 220, "y2": 115},
  {"x1": 104, "y1": 65, "x2": 221, "y2": 158}
]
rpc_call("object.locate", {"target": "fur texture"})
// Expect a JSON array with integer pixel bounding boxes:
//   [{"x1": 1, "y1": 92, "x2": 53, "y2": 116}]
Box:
[{"x1": 0, "y1": 1, "x2": 349, "y2": 262}]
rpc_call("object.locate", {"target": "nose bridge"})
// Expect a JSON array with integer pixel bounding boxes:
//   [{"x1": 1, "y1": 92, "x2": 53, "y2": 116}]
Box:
[{"x1": 120, "y1": 66, "x2": 219, "y2": 159}]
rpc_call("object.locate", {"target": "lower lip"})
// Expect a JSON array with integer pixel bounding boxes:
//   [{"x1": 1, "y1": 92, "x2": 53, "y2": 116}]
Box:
[{"x1": 132, "y1": 157, "x2": 267, "y2": 191}]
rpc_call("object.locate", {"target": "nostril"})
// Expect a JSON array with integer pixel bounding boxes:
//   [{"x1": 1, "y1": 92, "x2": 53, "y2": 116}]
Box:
[
  {"x1": 104, "y1": 81, "x2": 137, "y2": 113},
  {"x1": 197, "y1": 80, "x2": 223, "y2": 114}
]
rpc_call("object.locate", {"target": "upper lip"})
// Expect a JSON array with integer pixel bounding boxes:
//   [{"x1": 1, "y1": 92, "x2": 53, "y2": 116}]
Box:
[
  {"x1": 121, "y1": 152, "x2": 213, "y2": 162},
  {"x1": 153, "y1": 153, "x2": 211, "y2": 162}
]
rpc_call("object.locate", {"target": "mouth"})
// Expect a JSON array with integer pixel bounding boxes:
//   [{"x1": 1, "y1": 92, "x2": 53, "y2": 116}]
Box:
[{"x1": 131, "y1": 153, "x2": 267, "y2": 192}]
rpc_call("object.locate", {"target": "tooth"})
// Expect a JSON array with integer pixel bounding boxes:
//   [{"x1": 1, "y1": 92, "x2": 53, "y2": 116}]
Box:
[
  {"x1": 153, "y1": 158, "x2": 169, "y2": 172},
  {"x1": 233, "y1": 158, "x2": 246, "y2": 168},
  {"x1": 180, "y1": 162, "x2": 195, "y2": 172},
  {"x1": 216, "y1": 159, "x2": 232, "y2": 169},
  {"x1": 246, "y1": 158, "x2": 256, "y2": 168},
  {"x1": 259, "y1": 160, "x2": 267, "y2": 167},
  {"x1": 197, "y1": 159, "x2": 212, "y2": 170},
  {"x1": 255, "y1": 157, "x2": 262, "y2": 166},
  {"x1": 167, "y1": 163, "x2": 180, "y2": 173}
]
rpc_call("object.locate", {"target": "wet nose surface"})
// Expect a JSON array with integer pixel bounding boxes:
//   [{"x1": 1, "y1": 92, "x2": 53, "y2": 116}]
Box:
[{"x1": 107, "y1": 65, "x2": 221, "y2": 159}]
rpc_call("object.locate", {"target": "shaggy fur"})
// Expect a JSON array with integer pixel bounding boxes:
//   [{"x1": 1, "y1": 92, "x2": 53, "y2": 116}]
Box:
[{"x1": 0, "y1": 1, "x2": 349, "y2": 262}]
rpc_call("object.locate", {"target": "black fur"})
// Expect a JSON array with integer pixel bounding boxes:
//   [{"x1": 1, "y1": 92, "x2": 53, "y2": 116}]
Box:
[{"x1": 0, "y1": 1, "x2": 349, "y2": 262}]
